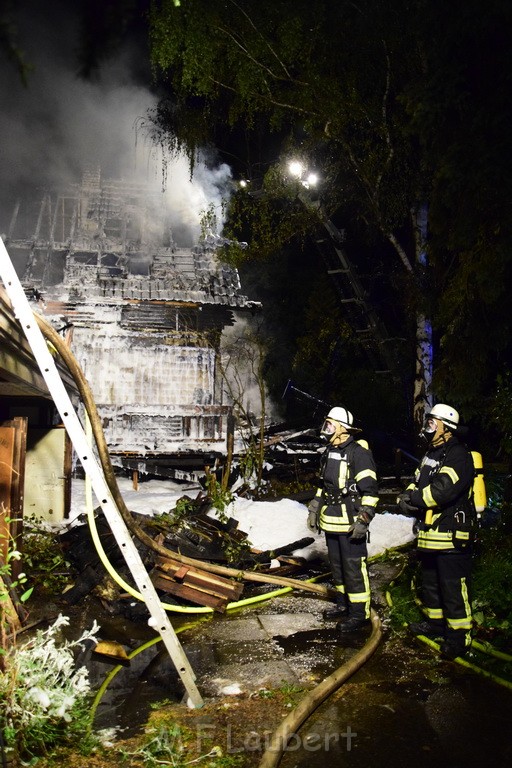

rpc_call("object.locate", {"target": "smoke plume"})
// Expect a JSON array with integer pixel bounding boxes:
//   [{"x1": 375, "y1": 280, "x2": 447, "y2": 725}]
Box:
[{"x1": 0, "y1": 0, "x2": 231, "y2": 246}]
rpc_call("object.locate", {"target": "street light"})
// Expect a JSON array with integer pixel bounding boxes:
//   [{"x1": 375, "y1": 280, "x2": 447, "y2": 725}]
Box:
[
  {"x1": 288, "y1": 160, "x2": 305, "y2": 178},
  {"x1": 287, "y1": 160, "x2": 319, "y2": 190}
]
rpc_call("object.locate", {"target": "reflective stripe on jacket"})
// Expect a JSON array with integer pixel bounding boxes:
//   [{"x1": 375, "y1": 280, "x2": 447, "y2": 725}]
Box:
[
  {"x1": 316, "y1": 438, "x2": 379, "y2": 534},
  {"x1": 407, "y1": 438, "x2": 474, "y2": 551}
]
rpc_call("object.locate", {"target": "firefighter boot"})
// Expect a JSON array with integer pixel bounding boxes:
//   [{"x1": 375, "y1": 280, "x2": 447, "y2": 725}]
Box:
[
  {"x1": 440, "y1": 628, "x2": 471, "y2": 659},
  {"x1": 409, "y1": 619, "x2": 444, "y2": 640},
  {"x1": 323, "y1": 592, "x2": 348, "y2": 621},
  {"x1": 336, "y1": 608, "x2": 371, "y2": 633}
]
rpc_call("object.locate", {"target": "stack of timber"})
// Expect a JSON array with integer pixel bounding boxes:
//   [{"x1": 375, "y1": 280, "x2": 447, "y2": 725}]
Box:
[{"x1": 151, "y1": 556, "x2": 244, "y2": 612}]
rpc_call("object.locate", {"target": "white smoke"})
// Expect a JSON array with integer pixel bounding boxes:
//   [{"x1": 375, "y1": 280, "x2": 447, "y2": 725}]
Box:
[{"x1": 0, "y1": 0, "x2": 231, "y2": 245}]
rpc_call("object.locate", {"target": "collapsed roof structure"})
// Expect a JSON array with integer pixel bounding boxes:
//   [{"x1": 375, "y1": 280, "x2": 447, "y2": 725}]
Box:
[{"x1": 5, "y1": 169, "x2": 259, "y2": 478}]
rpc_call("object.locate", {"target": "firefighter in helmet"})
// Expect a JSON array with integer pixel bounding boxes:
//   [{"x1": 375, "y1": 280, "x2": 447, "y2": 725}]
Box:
[
  {"x1": 307, "y1": 406, "x2": 379, "y2": 632},
  {"x1": 397, "y1": 403, "x2": 475, "y2": 659}
]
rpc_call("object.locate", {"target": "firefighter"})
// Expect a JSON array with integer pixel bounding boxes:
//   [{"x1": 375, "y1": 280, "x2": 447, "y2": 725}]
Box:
[
  {"x1": 307, "y1": 406, "x2": 379, "y2": 632},
  {"x1": 397, "y1": 403, "x2": 475, "y2": 659}
]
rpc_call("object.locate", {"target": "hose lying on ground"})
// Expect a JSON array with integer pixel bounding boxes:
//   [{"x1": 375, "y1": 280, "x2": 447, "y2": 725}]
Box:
[
  {"x1": 415, "y1": 635, "x2": 512, "y2": 691},
  {"x1": 257, "y1": 609, "x2": 383, "y2": 768},
  {"x1": 385, "y1": 569, "x2": 512, "y2": 689},
  {"x1": 36, "y1": 314, "x2": 332, "y2": 599},
  {"x1": 84, "y1": 414, "x2": 331, "y2": 614}
]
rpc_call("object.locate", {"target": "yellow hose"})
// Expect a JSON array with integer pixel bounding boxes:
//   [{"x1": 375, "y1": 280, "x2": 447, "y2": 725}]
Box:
[
  {"x1": 471, "y1": 639, "x2": 512, "y2": 662},
  {"x1": 89, "y1": 636, "x2": 161, "y2": 727},
  {"x1": 85, "y1": 410, "x2": 333, "y2": 614},
  {"x1": 415, "y1": 635, "x2": 512, "y2": 691},
  {"x1": 384, "y1": 572, "x2": 512, "y2": 687},
  {"x1": 36, "y1": 312, "x2": 335, "y2": 599}
]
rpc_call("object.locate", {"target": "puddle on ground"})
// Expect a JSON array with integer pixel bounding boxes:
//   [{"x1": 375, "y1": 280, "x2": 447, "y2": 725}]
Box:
[{"x1": 50, "y1": 579, "x2": 512, "y2": 766}]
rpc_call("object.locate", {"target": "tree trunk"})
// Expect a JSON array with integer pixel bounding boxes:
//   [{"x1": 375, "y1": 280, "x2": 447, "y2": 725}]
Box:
[{"x1": 413, "y1": 203, "x2": 433, "y2": 433}]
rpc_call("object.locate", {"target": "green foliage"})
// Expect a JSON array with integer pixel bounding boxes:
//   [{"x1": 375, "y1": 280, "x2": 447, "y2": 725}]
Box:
[
  {"x1": 472, "y1": 511, "x2": 512, "y2": 643},
  {"x1": 276, "y1": 679, "x2": 304, "y2": 704},
  {"x1": 118, "y1": 721, "x2": 244, "y2": 767},
  {"x1": 145, "y1": 0, "x2": 512, "y2": 443},
  {"x1": 148, "y1": 0, "x2": 423, "y2": 248},
  {"x1": 255, "y1": 681, "x2": 303, "y2": 704},
  {"x1": 173, "y1": 497, "x2": 198, "y2": 523},
  {"x1": 385, "y1": 562, "x2": 424, "y2": 632},
  {"x1": 259, "y1": 476, "x2": 316, "y2": 500},
  {"x1": 206, "y1": 474, "x2": 234, "y2": 517},
  {"x1": 22, "y1": 517, "x2": 70, "y2": 596},
  {"x1": 1, "y1": 515, "x2": 33, "y2": 650},
  {"x1": 119, "y1": 723, "x2": 200, "y2": 767},
  {"x1": 490, "y1": 371, "x2": 512, "y2": 459},
  {"x1": 223, "y1": 171, "x2": 321, "y2": 264},
  {"x1": 0, "y1": 517, "x2": 33, "y2": 607},
  {"x1": 77, "y1": 0, "x2": 512, "y2": 445},
  {"x1": 0, "y1": 614, "x2": 99, "y2": 759}
]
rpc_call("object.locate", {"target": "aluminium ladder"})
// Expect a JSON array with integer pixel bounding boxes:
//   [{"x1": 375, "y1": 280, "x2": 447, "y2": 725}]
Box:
[{"x1": 0, "y1": 236, "x2": 204, "y2": 708}]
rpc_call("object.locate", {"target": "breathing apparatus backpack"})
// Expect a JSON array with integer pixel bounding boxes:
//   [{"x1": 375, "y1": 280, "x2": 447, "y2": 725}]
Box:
[
  {"x1": 421, "y1": 447, "x2": 486, "y2": 531},
  {"x1": 471, "y1": 451, "x2": 487, "y2": 520}
]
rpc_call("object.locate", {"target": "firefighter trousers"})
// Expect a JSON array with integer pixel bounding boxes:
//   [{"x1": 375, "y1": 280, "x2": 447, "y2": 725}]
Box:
[
  {"x1": 325, "y1": 532, "x2": 371, "y2": 619},
  {"x1": 418, "y1": 549, "x2": 473, "y2": 649}
]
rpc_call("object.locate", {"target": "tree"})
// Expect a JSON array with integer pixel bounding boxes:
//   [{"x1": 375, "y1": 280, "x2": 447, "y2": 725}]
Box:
[
  {"x1": 76, "y1": 0, "x2": 512, "y2": 448},
  {"x1": 218, "y1": 322, "x2": 269, "y2": 491},
  {"x1": 146, "y1": 0, "x2": 440, "y2": 431},
  {"x1": 403, "y1": 0, "x2": 512, "y2": 427}
]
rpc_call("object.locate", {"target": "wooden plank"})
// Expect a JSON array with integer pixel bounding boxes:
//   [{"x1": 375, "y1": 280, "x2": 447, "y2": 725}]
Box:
[
  {"x1": 9, "y1": 417, "x2": 27, "y2": 580},
  {"x1": 0, "y1": 425, "x2": 15, "y2": 565},
  {"x1": 151, "y1": 573, "x2": 227, "y2": 611},
  {"x1": 173, "y1": 566, "x2": 190, "y2": 581},
  {"x1": 155, "y1": 556, "x2": 243, "y2": 600},
  {"x1": 156, "y1": 555, "x2": 236, "y2": 586},
  {"x1": 155, "y1": 565, "x2": 243, "y2": 601}
]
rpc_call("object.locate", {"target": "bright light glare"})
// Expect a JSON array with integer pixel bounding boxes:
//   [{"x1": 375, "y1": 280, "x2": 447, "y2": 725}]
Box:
[
  {"x1": 288, "y1": 161, "x2": 304, "y2": 178},
  {"x1": 305, "y1": 173, "x2": 318, "y2": 187}
]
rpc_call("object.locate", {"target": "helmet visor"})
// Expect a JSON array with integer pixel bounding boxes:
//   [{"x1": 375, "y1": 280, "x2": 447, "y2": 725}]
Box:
[{"x1": 321, "y1": 419, "x2": 337, "y2": 436}]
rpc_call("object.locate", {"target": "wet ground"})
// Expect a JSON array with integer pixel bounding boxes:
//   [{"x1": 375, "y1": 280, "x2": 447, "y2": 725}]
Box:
[{"x1": 44, "y1": 557, "x2": 512, "y2": 767}]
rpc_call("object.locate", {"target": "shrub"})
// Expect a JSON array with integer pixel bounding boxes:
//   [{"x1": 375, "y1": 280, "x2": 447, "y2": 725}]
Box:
[{"x1": 0, "y1": 614, "x2": 99, "y2": 760}]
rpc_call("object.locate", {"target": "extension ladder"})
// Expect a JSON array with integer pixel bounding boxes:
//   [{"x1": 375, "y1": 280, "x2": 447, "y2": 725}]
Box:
[{"x1": 0, "y1": 237, "x2": 203, "y2": 708}]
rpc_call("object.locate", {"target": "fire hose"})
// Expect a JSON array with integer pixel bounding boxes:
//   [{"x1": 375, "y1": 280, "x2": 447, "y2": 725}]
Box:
[{"x1": 257, "y1": 609, "x2": 382, "y2": 768}]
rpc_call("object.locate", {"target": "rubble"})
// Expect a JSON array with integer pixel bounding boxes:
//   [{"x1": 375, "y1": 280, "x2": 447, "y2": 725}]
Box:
[{"x1": 59, "y1": 498, "x2": 315, "y2": 614}]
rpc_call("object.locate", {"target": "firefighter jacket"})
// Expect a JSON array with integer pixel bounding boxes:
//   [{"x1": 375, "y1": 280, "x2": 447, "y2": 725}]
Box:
[
  {"x1": 314, "y1": 437, "x2": 379, "y2": 534},
  {"x1": 406, "y1": 437, "x2": 475, "y2": 551}
]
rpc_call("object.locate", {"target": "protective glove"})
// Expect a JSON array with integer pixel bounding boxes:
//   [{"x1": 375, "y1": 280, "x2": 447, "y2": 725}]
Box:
[
  {"x1": 397, "y1": 493, "x2": 418, "y2": 516},
  {"x1": 307, "y1": 497, "x2": 321, "y2": 532},
  {"x1": 349, "y1": 507, "x2": 372, "y2": 540},
  {"x1": 307, "y1": 510, "x2": 319, "y2": 532}
]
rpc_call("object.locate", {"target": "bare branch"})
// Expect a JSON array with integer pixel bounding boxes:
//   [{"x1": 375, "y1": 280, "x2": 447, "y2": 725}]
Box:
[
  {"x1": 226, "y1": 0, "x2": 298, "y2": 82},
  {"x1": 209, "y1": 78, "x2": 315, "y2": 116}
]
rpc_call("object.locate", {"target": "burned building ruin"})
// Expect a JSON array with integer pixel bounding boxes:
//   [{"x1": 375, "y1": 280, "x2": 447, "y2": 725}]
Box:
[{"x1": 4, "y1": 169, "x2": 259, "y2": 479}]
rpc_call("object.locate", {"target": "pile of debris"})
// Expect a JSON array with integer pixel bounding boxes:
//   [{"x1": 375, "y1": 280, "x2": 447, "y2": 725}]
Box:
[{"x1": 59, "y1": 495, "x2": 314, "y2": 614}]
